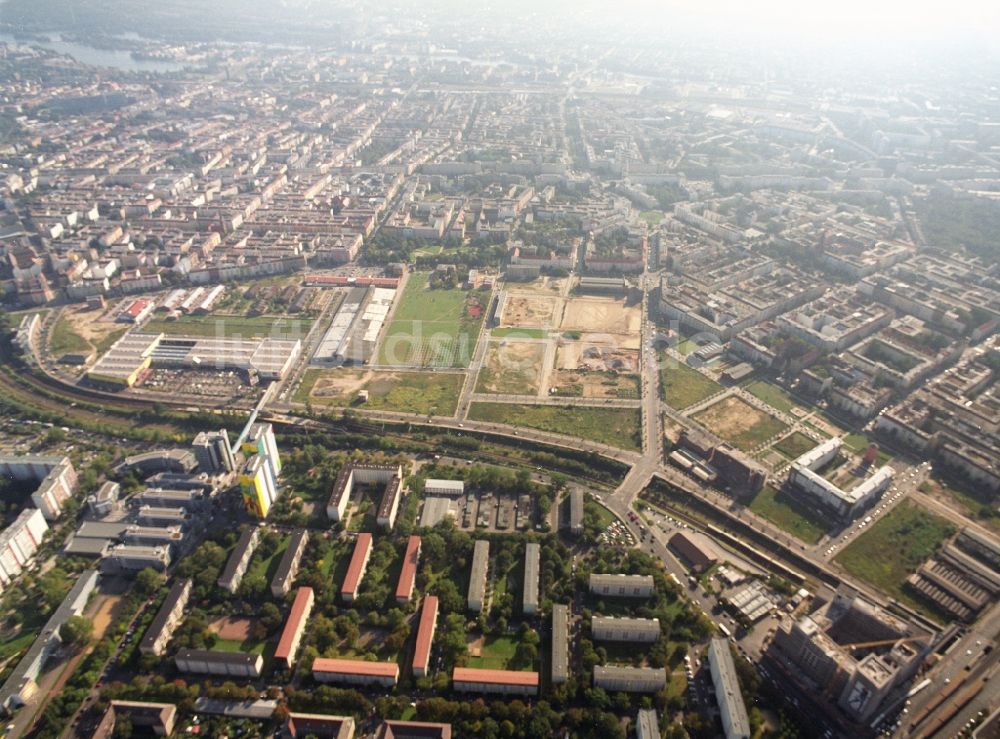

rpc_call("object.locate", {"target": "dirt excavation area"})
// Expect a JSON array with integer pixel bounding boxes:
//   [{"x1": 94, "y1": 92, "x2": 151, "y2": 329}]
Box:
[
  {"x1": 209, "y1": 616, "x2": 255, "y2": 640},
  {"x1": 556, "y1": 343, "x2": 639, "y2": 372},
  {"x1": 501, "y1": 295, "x2": 560, "y2": 328},
  {"x1": 560, "y1": 297, "x2": 641, "y2": 336},
  {"x1": 550, "y1": 370, "x2": 639, "y2": 398},
  {"x1": 477, "y1": 340, "x2": 546, "y2": 394},
  {"x1": 309, "y1": 368, "x2": 374, "y2": 398}
]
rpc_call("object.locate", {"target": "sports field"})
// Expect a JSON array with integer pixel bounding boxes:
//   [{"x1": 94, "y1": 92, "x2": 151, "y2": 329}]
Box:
[{"x1": 378, "y1": 273, "x2": 485, "y2": 368}]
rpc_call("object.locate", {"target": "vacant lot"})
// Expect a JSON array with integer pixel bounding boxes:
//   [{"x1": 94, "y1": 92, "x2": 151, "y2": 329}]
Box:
[
  {"x1": 919, "y1": 478, "x2": 1000, "y2": 534},
  {"x1": 50, "y1": 307, "x2": 129, "y2": 358},
  {"x1": 662, "y1": 362, "x2": 721, "y2": 409},
  {"x1": 145, "y1": 315, "x2": 312, "y2": 340},
  {"x1": 551, "y1": 370, "x2": 639, "y2": 399},
  {"x1": 773, "y1": 432, "x2": 817, "y2": 460},
  {"x1": 558, "y1": 343, "x2": 638, "y2": 372},
  {"x1": 560, "y1": 297, "x2": 641, "y2": 336},
  {"x1": 468, "y1": 403, "x2": 642, "y2": 451},
  {"x1": 745, "y1": 380, "x2": 799, "y2": 414},
  {"x1": 501, "y1": 295, "x2": 559, "y2": 328},
  {"x1": 835, "y1": 502, "x2": 954, "y2": 617},
  {"x1": 378, "y1": 272, "x2": 484, "y2": 368},
  {"x1": 298, "y1": 368, "x2": 463, "y2": 416},
  {"x1": 693, "y1": 396, "x2": 788, "y2": 451},
  {"x1": 477, "y1": 341, "x2": 546, "y2": 395},
  {"x1": 748, "y1": 485, "x2": 827, "y2": 544}
]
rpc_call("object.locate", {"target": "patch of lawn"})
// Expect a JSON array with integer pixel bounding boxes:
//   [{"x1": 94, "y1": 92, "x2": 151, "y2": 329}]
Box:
[
  {"x1": 835, "y1": 502, "x2": 954, "y2": 617},
  {"x1": 467, "y1": 635, "x2": 519, "y2": 670},
  {"x1": 692, "y1": 396, "x2": 788, "y2": 451},
  {"x1": 586, "y1": 498, "x2": 616, "y2": 530},
  {"x1": 639, "y1": 210, "x2": 663, "y2": 226},
  {"x1": 213, "y1": 638, "x2": 267, "y2": 655},
  {"x1": 379, "y1": 272, "x2": 485, "y2": 368},
  {"x1": 467, "y1": 403, "x2": 642, "y2": 451},
  {"x1": 145, "y1": 315, "x2": 312, "y2": 340},
  {"x1": 246, "y1": 535, "x2": 290, "y2": 584},
  {"x1": 745, "y1": 380, "x2": 798, "y2": 414},
  {"x1": 748, "y1": 485, "x2": 827, "y2": 544},
  {"x1": 49, "y1": 314, "x2": 90, "y2": 355},
  {"x1": 843, "y1": 432, "x2": 892, "y2": 465},
  {"x1": 0, "y1": 632, "x2": 35, "y2": 660},
  {"x1": 93, "y1": 327, "x2": 128, "y2": 354},
  {"x1": 773, "y1": 432, "x2": 817, "y2": 460},
  {"x1": 297, "y1": 369, "x2": 463, "y2": 416},
  {"x1": 492, "y1": 327, "x2": 547, "y2": 339},
  {"x1": 919, "y1": 478, "x2": 1000, "y2": 534},
  {"x1": 661, "y1": 361, "x2": 721, "y2": 409}
]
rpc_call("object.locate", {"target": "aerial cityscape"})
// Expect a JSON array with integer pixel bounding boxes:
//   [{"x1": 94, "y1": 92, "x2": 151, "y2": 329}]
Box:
[{"x1": 0, "y1": 0, "x2": 997, "y2": 737}]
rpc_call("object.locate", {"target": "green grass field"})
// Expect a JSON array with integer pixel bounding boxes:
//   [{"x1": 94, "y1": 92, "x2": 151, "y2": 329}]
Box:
[
  {"x1": 245, "y1": 534, "x2": 290, "y2": 584},
  {"x1": 468, "y1": 403, "x2": 641, "y2": 451},
  {"x1": 639, "y1": 210, "x2": 663, "y2": 226},
  {"x1": 744, "y1": 380, "x2": 798, "y2": 414},
  {"x1": 920, "y1": 478, "x2": 1000, "y2": 534},
  {"x1": 491, "y1": 327, "x2": 547, "y2": 339},
  {"x1": 213, "y1": 638, "x2": 267, "y2": 655},
  {"x1": 467, "y1": 635, "x2": 519, "y2": 670},
  {"x1": 835, "y1": 502, "x2": 954, "y2": 616},
  {"x1": 661, "y1": 361, "x2": 722, "y2": 409},
  {"x1": 296, "y1": 368, "x2": 463, "y2": 416},
  {"x1": 49, "y1": 314, "x2": 91, "y2": 355},
  {"x1": 843, "y1": 432, "x2": 893, "y2": 465},
  {"x1": 378, "y1": 272, "x2": 485, "y2": 368},
  {"x1": 748, "y1": 485, "x2": 827, "y2": 544},
  {"x1": 773, "y1": 432, "x2": 817, "y2": 460},
  {"x1": 144, "y1": 315, "x2": 313, "y2": 340}
]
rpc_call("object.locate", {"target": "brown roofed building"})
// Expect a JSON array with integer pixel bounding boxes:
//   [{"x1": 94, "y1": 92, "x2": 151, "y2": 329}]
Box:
[
  {"x1": 313, "y1": 658, "x2": 400, "y2": 687},
  {"x1": 341, "y1": 533, "x2": 373, "y2": 602},
  {"x1": 395, "y1": 535, "x2": 421, "y2": 603},
  {"x1": 378, "y1": 720, "x2": 453, "y2": 739},
  {"x1": 412, "y1": 595, "x2": 438, "y2": 677},
  {"x1": 287, "y1": 712, "x2": 355, "y2": 739},
  {"x1": 275, "y1": 587, "x2": 315, "y2": 669},
  {"x1": 668, "y1": 531, "x2": 721, "y2": 573},
  {"x1": 452, "y1": 667, "x2": 539, "y2": 696}
]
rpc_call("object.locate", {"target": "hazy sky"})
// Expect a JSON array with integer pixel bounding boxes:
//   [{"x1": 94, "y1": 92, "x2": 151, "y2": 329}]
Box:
[{"x1": 568, "y1": 0, "x2": 1000, "y2": 42}]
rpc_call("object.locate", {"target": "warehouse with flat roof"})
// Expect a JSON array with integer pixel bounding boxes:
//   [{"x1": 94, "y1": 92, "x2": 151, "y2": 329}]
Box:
[
  {"x1": 452, "y1": 667, "x2": 539, "y2": 696},
  {"x1": 424, "y1": 479, "x2": 465, "y2": 496},
  {"x1": 341, "y1": 533, "x2": 373, "y2": 602},
  {"x1": 522, "y1": 542, "x2": 540, "y2": 615},
  {"x1": 313, "y1": 658, "x2": 399, "y2": 687},
  {"x1": 468, "y1": 540, "x2": 490, "y2": 613}
]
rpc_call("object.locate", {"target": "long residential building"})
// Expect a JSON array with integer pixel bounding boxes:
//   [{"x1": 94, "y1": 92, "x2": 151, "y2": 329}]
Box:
[
  {"x1": 412, "y1": 595, "x2": 438, "y2": 678},
  {"x1": 551, "y1": 604, "x2": 569, "y2": 684},
  {"x1": 326, "y1": 464, "x2": 401, "y2": 522},
  {"x1": 272, "y1": 529, "x2": 309, "y2": 598},
  {"x1": 591, "y1": 616, "x2": 661, "y2": 643},
  {"x1": 139, "y1": 579, "x2": 192, "y2": 656},
  {"x1": 218, "y1": 528, "x2": 260, "y2": 593},
  {"x1": 0, "y1": 569, "x2": 99, "y2": 710},
  {"x1": 451, "y1": 667, "x2": 539, "y2": 696},
  {"x1": 589, "y1": 573, "x2": 654, "y2": 598},
  {"x1": 275, "y1": 587, "x2": 315, "y2": 670},
  {"x1": 395, "y1": 536, "x2": 421, "y2": 604},
  {"x1": 287, "y1": 713, "x2": 355, "y2": 739},
  {"x1": 0, "y1": 508, "x2": 49, "y2": 588},
  {"x1": 522, "y1": 542, "x2": 540, "y2": 615},
  {"x1": 592, "y1": 666, "x2": 667, "y2": 693},
  {"x1": 312, "y1": 658, "x2": 400, "y2": 687},
  {"x1": 708, "y1": 638, "x2": 751, "y2": 739},
  {"x1": 468, "y1": 540, "x2": 490, "y2": 613},
  {"x1": 376, "y1": 476, "x2": 403, "y2": 530},
  {"x1": 175, "y1": 649, "x2": 263, "y2": 679},
  {"x1": 0, "y1": 455, "x2": 78, "y2": 521},
  {"x1": 341, "y1": 533, "x2": 373, "y2": 602}
]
